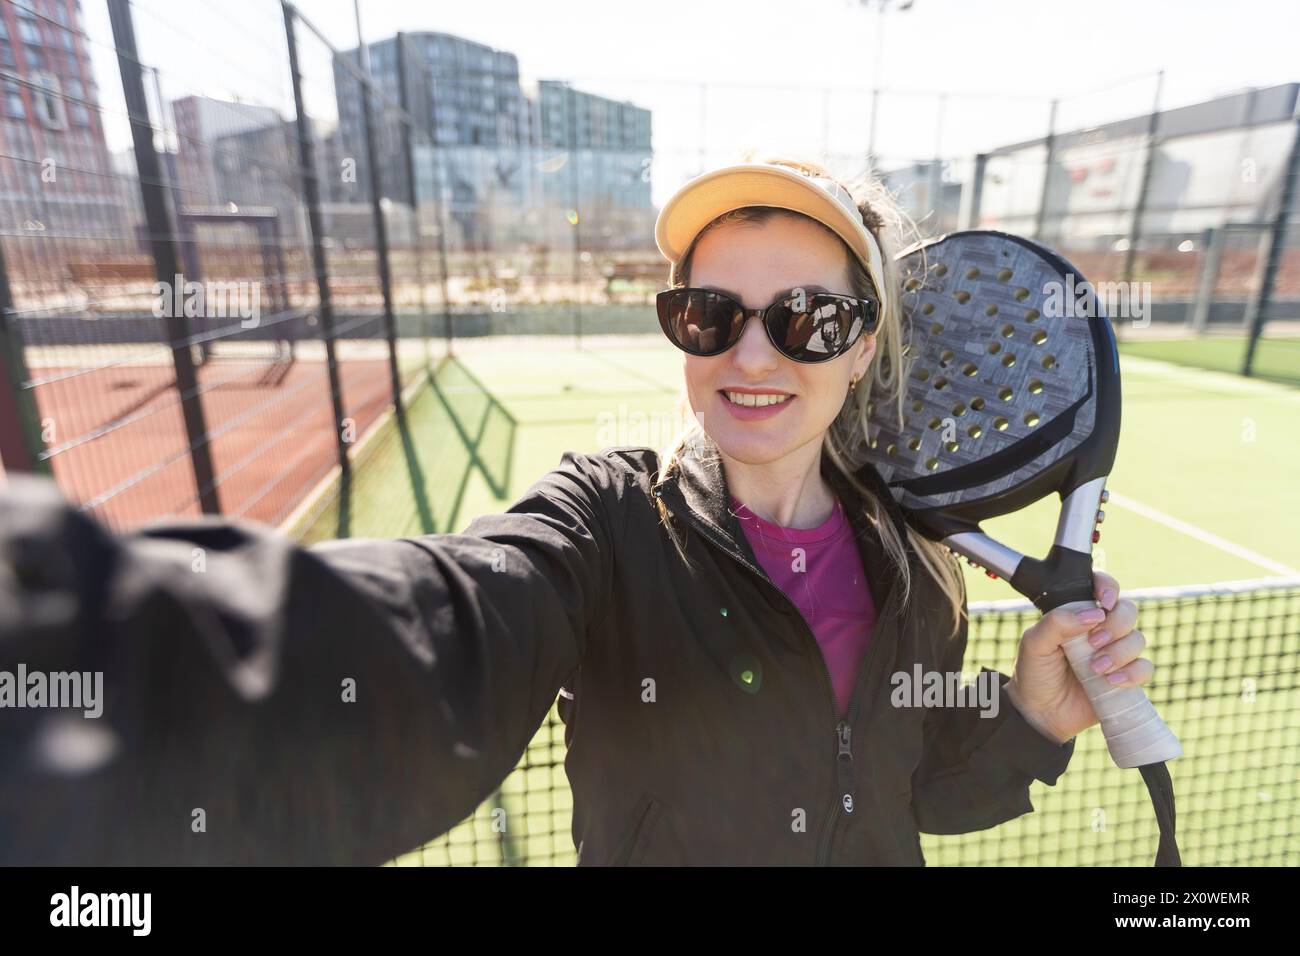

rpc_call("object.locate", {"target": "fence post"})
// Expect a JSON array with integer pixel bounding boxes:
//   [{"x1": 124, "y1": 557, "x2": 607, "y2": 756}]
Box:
[
  {"x1": 1033, "y1": 99, "x2": 1058, "y2": 242},
  {"x1": 1122, "y1": 72, "x2": 1165, "y2": 287},
  {"x1": 1243, "y1": 114, "x2": 1300, "y2": 377},
  {"x1": 1188, "y1": 225, "x2": 1224, "y2": 333},
  {"x1": 418, "y1": 47, "x2": 455, "y2": 353},
  {"x1": 352, "y1": 17, "x2": 402, "y2": 408},
  {"x1": 0, "y1": 241, "x2": 48, "y2": 475},
  {"x1": 395, "y1": 33, "x2": 430, "y2": 375},
  {"x1": 106, "y1": 0, "x2": 219, "y2": 514},
  {"x1": 960, "y1": 152, "x2": 988, "y2": 230},
  {"x1": 567, "y1": 84, "x2": 583, "y2": 348},
  {"x1": 283, "y1": 2, "x2": 350, "y2": 485}
]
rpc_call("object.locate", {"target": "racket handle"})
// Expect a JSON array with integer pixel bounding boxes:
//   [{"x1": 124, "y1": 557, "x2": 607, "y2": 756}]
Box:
[{"x1": 1056, "y1": 600, "x2": 1183, "y2": 768}]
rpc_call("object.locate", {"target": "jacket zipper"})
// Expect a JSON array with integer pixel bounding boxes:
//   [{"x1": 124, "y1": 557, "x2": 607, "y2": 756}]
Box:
[
  {"x1": 822, "y1": 720, "x2": 854, "y2": 861},
  {"x1": 656, "y1": 485, "x2": 877, "y2": 865}
]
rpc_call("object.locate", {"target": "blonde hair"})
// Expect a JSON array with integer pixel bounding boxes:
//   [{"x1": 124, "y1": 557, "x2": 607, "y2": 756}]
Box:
[{"x1": 650, "y1": 152, "x2": 966, "y2": 631}]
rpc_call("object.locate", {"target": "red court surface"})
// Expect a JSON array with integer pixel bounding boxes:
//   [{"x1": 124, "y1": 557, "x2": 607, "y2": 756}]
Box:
[{"x1": 29, "y1": 356, "x2": 394, "y2": 532}]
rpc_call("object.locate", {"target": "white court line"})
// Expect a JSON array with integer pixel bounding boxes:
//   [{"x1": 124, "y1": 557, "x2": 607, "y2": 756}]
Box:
[
  {"x1": 1120, "y1": 353, "x2": 1300, "y2": 404},
  {"x1": 1107, "y1": 490, "x2": 1300, "y2": 577}
]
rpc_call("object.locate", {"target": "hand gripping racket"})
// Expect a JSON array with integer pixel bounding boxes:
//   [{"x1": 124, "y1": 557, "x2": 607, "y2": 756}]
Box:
[{"x1": 862, "y1": 230, "x2": 1181, "y2": 866}]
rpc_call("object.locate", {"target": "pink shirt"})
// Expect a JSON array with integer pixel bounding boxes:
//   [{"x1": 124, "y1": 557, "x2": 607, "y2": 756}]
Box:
[{"x1": 730, "y1": 493, "x2": 876, "y2": 717}]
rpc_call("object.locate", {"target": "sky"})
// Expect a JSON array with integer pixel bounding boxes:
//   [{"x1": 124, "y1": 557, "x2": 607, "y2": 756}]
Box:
[{"x1": 84, "y1": 0, "x2": 1298, "y2": 206}]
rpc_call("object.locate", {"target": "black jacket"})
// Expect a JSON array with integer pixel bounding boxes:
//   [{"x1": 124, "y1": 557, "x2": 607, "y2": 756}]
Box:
[{"x1": 0, "y1": 429, "x2": 1074, "y2": 866}]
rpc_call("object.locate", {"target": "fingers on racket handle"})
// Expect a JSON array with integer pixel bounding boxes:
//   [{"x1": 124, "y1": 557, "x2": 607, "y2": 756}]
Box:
[{"x1": 1062, "y1": 633, "x2": 1183, "y2": 768}]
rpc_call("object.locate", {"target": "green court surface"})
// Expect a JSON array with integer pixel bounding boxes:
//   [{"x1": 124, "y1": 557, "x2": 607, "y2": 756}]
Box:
[
  {"x1": 1117, "y1": 334, "x2": 1300, "y2": 388},
  {"x1": 289, "y1": 338, "x2": 1299, "y2": 866},
  {"x1": 295, "y1": 339, "x2": 1300, "y2": 597}
]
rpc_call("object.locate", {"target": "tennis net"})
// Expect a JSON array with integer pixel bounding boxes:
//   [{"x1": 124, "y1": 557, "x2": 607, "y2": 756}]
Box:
[{"x1": 393, "y1": 575, "x2": 1300, "y2": 866}]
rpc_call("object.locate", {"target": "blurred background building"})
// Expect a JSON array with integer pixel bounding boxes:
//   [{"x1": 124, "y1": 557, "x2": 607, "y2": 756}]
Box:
[{"x1": 335, "y1": 32, "x2": 654, "y2": 253}]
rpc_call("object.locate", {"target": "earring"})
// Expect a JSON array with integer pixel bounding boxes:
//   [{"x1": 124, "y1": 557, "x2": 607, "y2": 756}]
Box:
[{"x1": 849, "y1": 375, "x2": 860, "y2": 394}]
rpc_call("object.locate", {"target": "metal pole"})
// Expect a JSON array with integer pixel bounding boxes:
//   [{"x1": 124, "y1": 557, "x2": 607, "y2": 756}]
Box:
[
  {"x1": 107, "y1": 0, "x2": 219, "y2": 514},
  {"x1": 568, "y1": 83, "x2": 582, "y2": 348},
  {"x1": 1188, "y1": 225, "x2": 1224, "y2": 333},
  {"x1": 1117, "y1": 70, "x2": 1164, "y2": 344},
  {"x1": 353, "y1": 1, "x2": 401, "y2": 406},
  {"x1": 1122, "y1": 71, "x2": 1164, "y2": 286},
  {"x1": 283, "y1": 2, "x2": 350, "y2": 484},
  {"x1": 1034, "y1": 99, "x2": 1059, "y2": 242},
  {"x1": 1241, "y1": 225, "x2": 1273, "y2": 331},
  {"x1": 932, "y1": 93, "x2": 946, "y2": 230},
  {"x1": 865, "y1": 0, "x2": 891, "y2": 173},
  {"x1": 150, "y1": 64, "x2": 210, "y2": 366},
  {"x1": 0, "y1": 240, "x2": 48, "y2": 475},
  {"x1": 395, "y1": 33, "x2": 430, "y2": 374},
  {"x1": 412, "y1": 40, "x2": 454, "y2": 354},
  {"x1": 1243, "y1": 114, "x2": 1300, "y2": 377},
  {"x1": 962, "y1": 152, "x2": 988, "y2": 230}
]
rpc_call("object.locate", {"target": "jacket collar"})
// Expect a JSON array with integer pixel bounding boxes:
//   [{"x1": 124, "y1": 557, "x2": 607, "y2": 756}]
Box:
[{"x1": 658, "y1": 428, "x2": 914, "y2": 613}]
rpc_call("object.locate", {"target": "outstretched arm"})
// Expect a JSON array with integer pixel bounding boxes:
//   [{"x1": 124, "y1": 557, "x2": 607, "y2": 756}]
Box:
[{"x1": 0, "y1": 450, "x2": 617, "y2": 865}]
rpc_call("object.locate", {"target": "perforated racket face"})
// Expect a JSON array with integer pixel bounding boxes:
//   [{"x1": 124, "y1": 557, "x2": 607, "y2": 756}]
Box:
[{"x1": 860, "y1": 231, "x2": 1120, "y2": 538}]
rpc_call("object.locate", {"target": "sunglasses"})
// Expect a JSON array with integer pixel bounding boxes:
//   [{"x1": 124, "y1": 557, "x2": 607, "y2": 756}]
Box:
[{"x1": 656, "y1": 286, "x2": 879, "y2": 364}]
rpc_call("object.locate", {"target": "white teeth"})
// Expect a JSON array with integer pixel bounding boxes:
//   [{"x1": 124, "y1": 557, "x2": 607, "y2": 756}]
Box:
[{"x1": 725, "y1": 391, "x2": 791, "y2": 408}]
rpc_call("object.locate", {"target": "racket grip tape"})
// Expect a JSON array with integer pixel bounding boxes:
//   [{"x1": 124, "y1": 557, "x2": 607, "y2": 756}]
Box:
[{"x1": 1056, "y1": 599, "x2": 1183, "y2": 768}]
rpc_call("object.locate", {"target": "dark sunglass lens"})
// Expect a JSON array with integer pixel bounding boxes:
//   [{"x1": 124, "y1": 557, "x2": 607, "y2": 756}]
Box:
[
  {"x1": 660, "y1": 289, "x2": 742, "y2": 355},
  {"x1": 839, "y1": 298, "x2": 868, "y2": 343},
  {"x1": 769, "y1": 295, "x2": 863, "y2": 362},
  {"x1": 765, "y1": 301, "x2": 814, "y2": 360}
]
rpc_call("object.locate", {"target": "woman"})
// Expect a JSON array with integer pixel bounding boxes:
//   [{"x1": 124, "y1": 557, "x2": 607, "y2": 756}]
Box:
[{"x1": 0, "y1": 157, "x2": 1153, "y2": 866}]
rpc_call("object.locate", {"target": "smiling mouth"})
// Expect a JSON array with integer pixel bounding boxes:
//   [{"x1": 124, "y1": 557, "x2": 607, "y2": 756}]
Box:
[{"x1": 719, "y1": 390, "x2": 794, "y2": 408}]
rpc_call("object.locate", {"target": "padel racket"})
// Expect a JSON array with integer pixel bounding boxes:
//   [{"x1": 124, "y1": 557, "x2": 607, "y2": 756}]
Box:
[{"x1": 861, "y1": 229, "x2": 1182, "y2": 865}]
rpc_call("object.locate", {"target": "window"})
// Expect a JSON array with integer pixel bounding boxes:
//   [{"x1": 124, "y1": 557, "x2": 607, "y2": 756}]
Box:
[
  {"x1": 5, "y1": 82, "x2": 25, "y2": 119},
  {"x1": 30, "y1": 71, "x2": 67, "y2": 130},
  {"x1": 19, "y1": 20, "x2": 41, "y2": 45}
]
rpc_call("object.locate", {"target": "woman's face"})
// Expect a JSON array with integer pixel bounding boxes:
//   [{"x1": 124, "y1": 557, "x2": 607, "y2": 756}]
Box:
[{"x1": 683, "y1": 214, "x2": 876, "y2": 466}]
